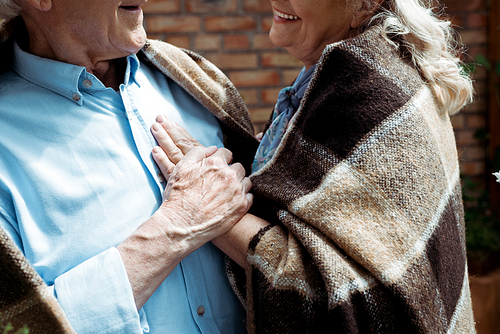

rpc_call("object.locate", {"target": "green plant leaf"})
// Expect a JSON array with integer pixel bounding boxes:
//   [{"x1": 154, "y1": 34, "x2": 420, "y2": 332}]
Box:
[
  {"x1": 496, "y1": 60, "x2": 500, "y2": 77},
  {"x1": 461, "y1": 62, "x2": 475, "y2": 75},
  {"x1": 475, "y1": 54, "x2": 492, "y2": 71}
]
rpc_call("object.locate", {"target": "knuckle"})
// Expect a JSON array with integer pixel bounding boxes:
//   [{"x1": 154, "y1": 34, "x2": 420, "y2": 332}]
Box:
[{"x1": 170, "y1": 148, "x2": 183, "y2": 158}]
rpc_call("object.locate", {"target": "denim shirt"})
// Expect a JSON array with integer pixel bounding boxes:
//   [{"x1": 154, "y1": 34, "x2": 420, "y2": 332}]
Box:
[{"x1": 0, "y1": 42, "x2": 245, "y2": 333}]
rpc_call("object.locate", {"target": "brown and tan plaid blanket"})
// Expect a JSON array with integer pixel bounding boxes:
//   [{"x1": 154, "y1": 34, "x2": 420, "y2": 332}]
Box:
[{"x1": 228, "y1": 26, "x2": 476, "y2": 333}]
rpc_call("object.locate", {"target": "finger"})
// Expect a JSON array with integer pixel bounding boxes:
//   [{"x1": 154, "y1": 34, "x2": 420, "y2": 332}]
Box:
[
  {"x1": 156, "y1": 114, "x2": 202, "y2": 155},
  {"x1": 152, "y1": 146, "x2": 176, "y2": 178},
  {"x1": 151, "y1": 122, "x2": 185, "y2": 165},
  {"x1": 180, "y1": 146, "x2": 218, "y2": 166},
  {"x1": 245, "y1": 193, "x2": 254, "y2": 211},
  {"x1": 211, "y1": 148, "x2": 233, "y2": 165},
  {"x1": 241, "y1": 177, "x2": 252, "y2": 194},
  {"x1": 229, "y1": 163, "x2": 246, "y2": 181}
]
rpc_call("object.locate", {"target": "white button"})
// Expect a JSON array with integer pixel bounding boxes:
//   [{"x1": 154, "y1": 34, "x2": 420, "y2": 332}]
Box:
[
  {"x1": 197, "y1": 306, "x2": 205, "y2": 316},
  {"x1": 157, "y1": 173, "x2": 165, "y2": 183},
  {"x1": 83, "y1": 79, "x2": 92, "y2": 88},
  {"x1": 72, "y1": 93, "x2": 80, "y2": 102}
]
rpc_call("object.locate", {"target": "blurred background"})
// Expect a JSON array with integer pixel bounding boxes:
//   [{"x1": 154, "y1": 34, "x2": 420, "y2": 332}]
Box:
[{"x1": 141, "y1": 0, "x2": 499, "y2": 332}]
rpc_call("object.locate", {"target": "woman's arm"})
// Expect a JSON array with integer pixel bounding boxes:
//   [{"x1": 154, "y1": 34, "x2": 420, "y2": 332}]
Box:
[{"x1": 151, "y1": 115, "x2": 270, "y2": 267}]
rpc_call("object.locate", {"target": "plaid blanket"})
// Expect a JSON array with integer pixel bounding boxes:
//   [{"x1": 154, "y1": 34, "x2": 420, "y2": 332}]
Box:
[{"x1": 228, "y1": 26, "x2": 476, "y2": 333}]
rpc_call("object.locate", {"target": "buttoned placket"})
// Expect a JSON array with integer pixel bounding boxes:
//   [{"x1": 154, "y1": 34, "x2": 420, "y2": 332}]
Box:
[{"x1": 119, "y1": 81, "x2": 165, "y2": 193}]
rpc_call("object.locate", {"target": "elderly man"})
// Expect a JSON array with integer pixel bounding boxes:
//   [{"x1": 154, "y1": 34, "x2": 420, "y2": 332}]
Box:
[{"x1": 0, "y1": 0, "x2": 260, "y2": 332}]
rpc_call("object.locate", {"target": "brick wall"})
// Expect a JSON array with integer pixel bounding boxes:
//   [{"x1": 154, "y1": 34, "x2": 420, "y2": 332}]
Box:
[
  {"x1": 142, "y1": 0, "x2": 490, "y2": 187},
  {"x1": 443, "y1": 0, "x2": 489, "y2": 192},
  {"x1": 143, "y1": 0, "x2": 299, "y2": 133}
]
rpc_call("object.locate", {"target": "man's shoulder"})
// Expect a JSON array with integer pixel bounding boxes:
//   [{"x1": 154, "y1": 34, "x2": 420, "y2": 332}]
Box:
[{"x1": 141, "y1": 39, "x2": 215, "y2": 73}]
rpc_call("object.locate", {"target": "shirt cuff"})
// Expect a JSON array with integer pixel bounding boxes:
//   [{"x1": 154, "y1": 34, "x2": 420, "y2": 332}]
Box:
[{"x1": 52, "y1": 247, "x2": 143, "y2": 334}]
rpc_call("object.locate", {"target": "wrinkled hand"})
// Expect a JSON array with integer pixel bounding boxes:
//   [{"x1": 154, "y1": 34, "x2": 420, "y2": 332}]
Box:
[
  {"x1": 151, "y1": 114, "x2": 202, "y2": 178},
  {"x1": 153, "y1": 139, "x2": 252, "y2": 247}
]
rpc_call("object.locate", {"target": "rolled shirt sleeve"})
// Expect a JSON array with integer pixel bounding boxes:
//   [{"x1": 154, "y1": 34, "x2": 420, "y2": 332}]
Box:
[{"x1": 51, "y1": 247, "x2": 143, "y2": 334}]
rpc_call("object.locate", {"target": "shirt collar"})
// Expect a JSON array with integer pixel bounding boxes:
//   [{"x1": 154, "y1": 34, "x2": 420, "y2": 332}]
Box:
[{"x1": 12, "y1": 41, "x2": 141, "y2": 106}]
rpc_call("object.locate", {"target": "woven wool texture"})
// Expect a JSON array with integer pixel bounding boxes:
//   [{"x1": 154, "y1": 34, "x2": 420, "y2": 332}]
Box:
[
  {"x1": 0, "y1": 227, "x2": 77, "y2": 333},
  {"x1": 226, "y1": 26, "x2": 476, "y2": 333}
]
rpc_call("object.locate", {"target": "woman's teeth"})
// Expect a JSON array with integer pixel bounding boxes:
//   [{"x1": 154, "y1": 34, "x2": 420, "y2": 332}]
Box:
[{"x1": 275, "y1": 10, "x2": 299, "y2": 20}]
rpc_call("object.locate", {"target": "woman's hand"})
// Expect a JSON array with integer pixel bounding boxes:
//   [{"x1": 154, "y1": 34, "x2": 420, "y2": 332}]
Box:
[{"x1": 151, "y1": 114, "x2": 202, "y2": 178}]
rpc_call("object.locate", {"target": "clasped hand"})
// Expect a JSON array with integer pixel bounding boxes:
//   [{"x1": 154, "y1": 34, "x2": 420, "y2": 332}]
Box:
[{"x1": 151, "y1": 116, "x2": 253, "y2": 246}]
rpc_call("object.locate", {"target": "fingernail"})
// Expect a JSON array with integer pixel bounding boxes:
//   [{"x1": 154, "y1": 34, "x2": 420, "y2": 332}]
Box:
[
  {"x1": 152, "y1": 146, "x2": 161, "y2": 154},
  {"x1": 157, "y1": 114, "x2": 167, "y2": 123},
  {"x1": 152, "y1": 122, "x2": 161, "y2": 132}
]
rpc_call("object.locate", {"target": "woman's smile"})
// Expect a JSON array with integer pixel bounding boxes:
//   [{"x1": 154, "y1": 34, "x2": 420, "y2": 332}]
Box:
[{"x1": 273, "y1": 8, "x2": 301, "y2": 21}]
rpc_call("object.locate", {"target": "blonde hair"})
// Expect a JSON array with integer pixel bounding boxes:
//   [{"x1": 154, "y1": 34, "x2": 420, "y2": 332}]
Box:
[
  {"x1": 0, "y1": 0, "x2": 21, "y2": 20},
  {"x1": 363, "y1": 0, "x2": 473, "y2": 115}
]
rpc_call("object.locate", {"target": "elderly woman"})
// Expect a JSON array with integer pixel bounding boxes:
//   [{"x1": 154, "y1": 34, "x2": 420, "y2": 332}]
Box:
[
  {"x1": 152, "y1": 0, "x2": 476, "y2": 332},
  {"x1": 0, "y1": 0, "x2": 258, "y2": 333}
]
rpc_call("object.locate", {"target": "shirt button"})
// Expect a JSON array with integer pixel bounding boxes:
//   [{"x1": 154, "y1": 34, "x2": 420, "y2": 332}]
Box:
[
  {"x1": 72, "y1": 93, "x2": 80, "y2": 102},
  {"x1": 82, "y1": 79, "x2": 92, "y2": 88},
  {"x1": 157, "y1": 173, "x2": 165, "y2": 183},
  {"x1": 197, "y1": 306, "x2": 205, "y2": 316}
]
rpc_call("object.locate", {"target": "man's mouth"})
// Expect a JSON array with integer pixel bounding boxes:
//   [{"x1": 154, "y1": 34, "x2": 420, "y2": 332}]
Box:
[
  {"x1": 120, "y1": 5, "x2": 140, "y2": 10},
  {"x1": 274, "y1": 9, "x2": 300, "y2": 20}
]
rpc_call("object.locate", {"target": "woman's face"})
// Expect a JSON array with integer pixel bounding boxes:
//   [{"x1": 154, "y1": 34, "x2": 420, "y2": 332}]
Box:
[{"x1": 269, "y1": 0, "x2": 362, "y2": 68}]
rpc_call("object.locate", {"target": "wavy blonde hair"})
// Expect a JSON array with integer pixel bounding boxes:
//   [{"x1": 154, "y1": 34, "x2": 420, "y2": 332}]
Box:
[
  {"x1": 362, "y1": 0, "x2": 473, "y2": 115},
  {"x1": 0, "y1": 0, "x2": 21, "y2": 20}
]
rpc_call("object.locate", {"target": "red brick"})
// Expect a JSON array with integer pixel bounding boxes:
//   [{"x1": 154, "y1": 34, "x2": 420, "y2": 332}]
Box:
[
  {"x1": 205, "y1": 16, "x2": 256, "y2": 31},
  {"x1": 229, "y1": 70, "x2": 280, "y2": 87},
  {"x1": 465, "y1": 46, "x2": 488, "y2": 61},
  {"x1": 165, "y1": 36, "x2": 191, "y2": 49},
  {"x1": 455, "y1": 130, "x2": 477, "y2": 145},
  {"x1": 460, "y1": 161, "x2": 485, "y2": 176},
  {"x1": 261, "y1": 52, "x2": 303, "y2": 67},
  {"x1": 472, "y1": 81, "x2": 487, "y2": 97},
  {"x1": 261, "y1": 88, "x2": 281, "y2": 104},
  {"x1": 451, "y1": 114, "x2": 465, "y2": 129},
  {"x1": 204, "y1": 53, "x2": 258, "y2": 70},
  {"x1": 224, "y1": 35, "x2": 250, "y2": 50},
  {"x1": 238, "y1": 89, "x2": 259, "y2": 105},
  {"x1": 253, "y1": 33, "x2": 275, "y2": 49},
  {"x1": 243, "y1": 0, "x2": 272, "y2": 12},
  {"x1": 466, "y1": 114, "x2": 486, "y2": 128},
  {"x1": 147, "y1": 16, "x2": 201, "y2": 33},
  {"x1": 249, "y1": 107, "x2": 273, "y2": 124},
  {"x1": 471, "y1": 66, "x2": 487, "y2": 80},
  {"x1": 194, "y1": 34, "x2": 221, "y2": 50},
  {"x1": 462, "y1": 146, "x2": 486, "y2": 160},
  {"x1": 143, "y1": 0, "x2": 180, "y2": 13},
  {"x1": 186, "y1": 0, "x2": 237, "y2": 13},
  {"x1": 282, "y1": 69, "x2": 302, "y2": 85},
  {"x1": 446, "y1": 14, "x2": 463, "y2": 28},
  {"x1": 443, "y1": 0, "x2": 486, "y2": 12},
  {"x1": 466, "y1": 13, "x2": 487, "y2": 28},
  {"x1": 146, "y1": 34, "x2": 164, "y2": 41},
  {"x1": 461, "y1": 99, "x2": 487, "y2": 113},
  {"x1": 459, "y1": 30, "x2": 487, "y2": 45},
  {"x1": 261, "y1": 17, "x2": 273, "y2": 31}
]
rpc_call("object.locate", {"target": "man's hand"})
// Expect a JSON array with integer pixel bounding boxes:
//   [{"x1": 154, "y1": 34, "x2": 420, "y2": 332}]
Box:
[{"x1": 119, "y1": 144, "x2": 252, "y2": 310}]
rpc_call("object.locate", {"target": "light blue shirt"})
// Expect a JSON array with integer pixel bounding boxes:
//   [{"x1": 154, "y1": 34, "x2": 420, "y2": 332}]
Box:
[{"x1": 0, "y1": 42, "x2": 246, "y2": 333}]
